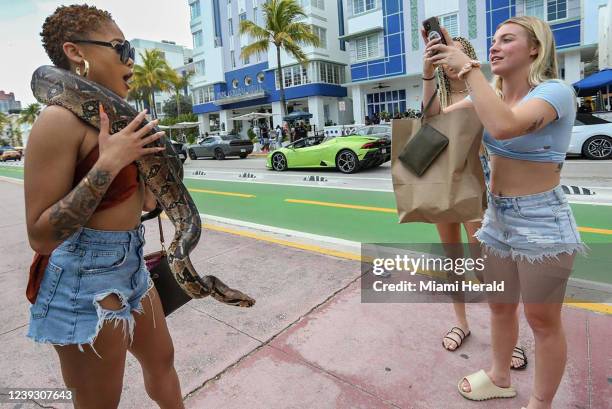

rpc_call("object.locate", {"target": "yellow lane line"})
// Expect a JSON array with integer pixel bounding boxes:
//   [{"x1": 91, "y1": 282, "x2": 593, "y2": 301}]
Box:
[
  {"x1": 578, "y1": 227, "x2": 612, "y2": 235},
  {"x1": 285, "y1": 199, "x2": 397, "y2": 213},
  {"x1": 160, "y1": 215, "x2": 612, "y2": 316},
  {"x1": 286, "y1": 198, "x2": 612, "y2": 235},
  {"x1": 188, "y1": 188, "x2": 255, "y2": 198}
]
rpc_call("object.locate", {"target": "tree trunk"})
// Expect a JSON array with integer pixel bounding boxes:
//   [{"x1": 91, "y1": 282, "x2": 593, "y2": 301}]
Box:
[
  {"x1": 176, "y1": 92, "x2": 181, "y2": 116},
  {"x1": 150, "y1": 89, "x2": 158, "y2": 119},
  {"x1": 276, "y1": 45, "x2": 287, "y2": 120}
]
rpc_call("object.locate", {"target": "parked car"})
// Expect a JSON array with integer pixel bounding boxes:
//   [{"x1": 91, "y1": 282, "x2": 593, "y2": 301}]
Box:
[
  {"x1": 187, "y1": 135, "x2": 254, "y2": 160},
  {"x1": 267, "y1": 135, "x2": 390, "y2": 174},
  {"x1": 568, "y1": 113, "x2": 612, "y2": 159},
  {"x1": 344, "y1": 125, "x2": 392, "y2": 166},
  {"x1": 0, "y1": 149, "x2": 21, "y2": 162},
  {"x1": 169, "y1": 139, "x2": 186, "y2": 163}
]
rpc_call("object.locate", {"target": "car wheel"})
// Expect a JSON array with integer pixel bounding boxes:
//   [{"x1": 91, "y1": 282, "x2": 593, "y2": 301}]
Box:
[
  {"x1": 214, "y1": 149, "x2": 225, "y2": 160},
  {"x1": 239, "y1": 153, "x2": 248, "y2": 159},
  {"x1": 336, "y1": 149, "x2": 360, "y2": 174},
  {"x1": 188, "y1": 149, "x2": 198, "y2": 160},
  {"x1": 271, "y1": 152, "x2": 288, "y2": 171},
  {"x1": 582, "y1": 135, "x2": 612, "y2": 160}
]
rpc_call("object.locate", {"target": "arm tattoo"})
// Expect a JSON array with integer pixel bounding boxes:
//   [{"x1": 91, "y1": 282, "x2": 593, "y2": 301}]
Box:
[
  {"x1": 48, "y1": 168, "x2": 113, "y2": 241},
  {"x1": 525, "y1": 117, "x2": 544, "y2": 133}
]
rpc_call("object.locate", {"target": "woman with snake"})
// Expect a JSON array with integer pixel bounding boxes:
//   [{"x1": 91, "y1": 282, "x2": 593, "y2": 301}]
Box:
[{"x1": 25, "y1": 5, "x2": 253, "y2": 408}]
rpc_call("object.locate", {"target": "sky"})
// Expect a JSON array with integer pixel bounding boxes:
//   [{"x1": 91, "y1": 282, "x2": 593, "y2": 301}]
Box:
[
  {"x1": 0, "y1": 0, "x2": 193, "y2": 105},
  {"x1": 0, "y1": 0, "x2": 608, "y2": 106}
]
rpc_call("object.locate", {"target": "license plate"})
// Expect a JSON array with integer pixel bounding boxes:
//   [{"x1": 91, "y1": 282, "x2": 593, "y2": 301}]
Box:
[
  {"x1": 240, "y1": 149, "x2": 246, "y2": 152},
  {"x1": 382, "y1": 148, "x2": 387, "y2": 154}
]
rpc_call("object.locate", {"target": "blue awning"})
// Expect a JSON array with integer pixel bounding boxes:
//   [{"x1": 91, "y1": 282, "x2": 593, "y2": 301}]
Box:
[{"x1": 573, "y1": 69, "x2": 612, "y2": 97}]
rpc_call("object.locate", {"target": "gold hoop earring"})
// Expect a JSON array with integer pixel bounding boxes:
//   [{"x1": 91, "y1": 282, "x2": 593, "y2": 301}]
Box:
[
  {"x1": 75, "y1": 66, "x2": 81, "y2": 76},
  {"x1": 83, "y1": 60, "x2": 90, "y2": 77}
]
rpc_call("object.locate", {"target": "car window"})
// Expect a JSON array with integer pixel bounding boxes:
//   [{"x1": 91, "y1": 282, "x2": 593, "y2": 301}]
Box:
[
  {"x1": 574, "y1": 119, "x2": 584, "y2": 126},
  {"x1": 202, "y1": 138, "x2": 215, "y2": 143},
  {"x1": 292, "y1": 139, "x2": 306, "y2": 149},
  {"x1": 576, "y1": 113, "x2": 610, "y2": 125}
]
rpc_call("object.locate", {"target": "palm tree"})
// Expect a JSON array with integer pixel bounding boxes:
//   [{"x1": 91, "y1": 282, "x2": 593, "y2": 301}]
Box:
[
  {"x1": 18, "y1": 103, "x2": 41, "y2": 127},
  {"x1": 166, "y1": 69, "x2": 194, "y2": 116},
  {"x1": 132, "y1": 49, "x2": 173, "y2": 118},
  {"x1": 239, "y1": 0, "x2": 320, "y2": 117},
  {"x1": 0, "y1": 112, "x2": 8, "y2": 136}
]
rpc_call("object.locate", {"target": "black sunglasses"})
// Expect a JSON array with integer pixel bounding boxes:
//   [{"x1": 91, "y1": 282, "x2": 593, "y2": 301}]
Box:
[{"x1": 70, "y1": 39, "x2": 135, "y2": 64}]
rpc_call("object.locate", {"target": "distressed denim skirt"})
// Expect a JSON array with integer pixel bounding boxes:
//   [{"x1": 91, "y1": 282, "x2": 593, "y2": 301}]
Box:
[
  {"x1": 27, "y1": 226, "x2": 154, "y2": 355},
  {"x1": 475, "y1": 185, "x2": 588, "y2": 262}
]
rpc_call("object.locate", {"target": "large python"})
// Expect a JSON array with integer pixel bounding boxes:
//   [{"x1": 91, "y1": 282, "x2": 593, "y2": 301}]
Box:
[{"x1": 31, "y1": 65, "x2": 255, "y2": 308}]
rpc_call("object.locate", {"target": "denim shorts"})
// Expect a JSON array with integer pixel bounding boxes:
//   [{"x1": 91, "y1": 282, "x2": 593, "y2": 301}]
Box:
[
  {"x1": 27, "y1": 226, "x2": 155, "y2": 356},
  {"x1": 474, "y1": 184, "x2": 587, "y2": 262}
]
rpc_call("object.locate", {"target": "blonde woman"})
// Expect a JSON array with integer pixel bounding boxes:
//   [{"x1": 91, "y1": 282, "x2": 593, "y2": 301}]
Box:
[
  {"x1": 421, "y1": 30, "x2": 527, "y2": 370},
  {"x1": 426, "y1": 16, "x2": 585, "y2": 408}
]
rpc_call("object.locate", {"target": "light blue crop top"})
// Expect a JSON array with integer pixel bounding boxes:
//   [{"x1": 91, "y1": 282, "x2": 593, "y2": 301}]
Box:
[{"x1": 468, "y1": 80, "x2": 576, "y2": 163}]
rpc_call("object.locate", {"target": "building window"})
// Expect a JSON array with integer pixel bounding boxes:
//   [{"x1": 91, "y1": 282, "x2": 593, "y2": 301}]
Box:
[
  {"x1": 192, "y1": 30, "x2": 203, "y2": 48},
  {"x1": 367, "y1": 89, "x2": 407, "y2": 117},
  {"x1": 194, "y1": 85, "x2": 215, "y2": 104},
  {"x1": 275, "y1": 64, "x2": 312, "y2": 88},
  {"x1": 244, "y1": 76, "x2": 252, "y2": 86},
  {"x1": 352, "y1": 0, "x2": 376, "y2": 15},
  {"x1": 253, "y1": 6, "x2": 258, "y2": 24},
  {"x1": 311, "y1": 0, "x2": 324, "y2": 9},
  {"x1": 353, "y1": 33, "x2": 381, "y2": 61},
  {"x1": 229, "y1": 18, "x2": 233, "y2": 35},
  {"x1": 525, "y1": 0, "x2": 566, "y2": 22},
  {"x1": 242, "y1": 47, "x2": 250, "y2": 65},
  {"x1": 440, "y1": 13, "x2": 459, "y2": 38},
  {"x1": 525, "y1": 0, "x2": 545, "y2": 19},
  {"x1": 547, "y1": 0, "x2": 567, "y2": 21},
  {"x1": 232, "y1": 79, "x2": 239, "y2": 88},
  {"x1": 231, "y1": 50, "x2": 236, "y2": 68},
  {"x1": 239, "y1": 12, "x2": 247, "y2": 23},
  {"x1": 190, "y1": 1, "x2": 201, "y2": 19},
  {"x1": 312, "y1": 25, "x2": 327, "y2": 49},
  {"x1": 257, "y1": 72, "x2": 265, "y2": 83},
  {"x1": 195, "y1": 60, "x2": 205, "y2": 75}
]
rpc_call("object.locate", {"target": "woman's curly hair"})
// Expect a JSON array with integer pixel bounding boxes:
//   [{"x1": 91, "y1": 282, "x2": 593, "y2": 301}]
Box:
[{"x1": 41, "y1": 4, "x2": 114, "y2": 69}]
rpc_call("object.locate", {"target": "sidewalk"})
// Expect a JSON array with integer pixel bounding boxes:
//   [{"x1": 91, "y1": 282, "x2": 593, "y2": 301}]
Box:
[{"x1": 0, "y1": 178, "x2": 610, "y2": 409}]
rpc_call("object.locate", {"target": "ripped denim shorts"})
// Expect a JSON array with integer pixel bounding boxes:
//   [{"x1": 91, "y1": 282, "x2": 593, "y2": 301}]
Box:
[
  {"x1": 27, "y1": 226, "x2": 154, "y2": 356},
  {"x1": 474, "y1": 185, "x2": 588, "y2": 262}
]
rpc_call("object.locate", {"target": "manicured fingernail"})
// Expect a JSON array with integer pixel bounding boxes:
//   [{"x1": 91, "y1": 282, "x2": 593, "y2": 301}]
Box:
[{"x1": 99, "y1": 103, "x2": 105, "y2": 114}]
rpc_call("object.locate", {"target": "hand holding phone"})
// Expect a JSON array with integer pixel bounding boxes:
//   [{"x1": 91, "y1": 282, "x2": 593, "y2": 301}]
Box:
[{"x1": 422, "y1": 17, "x2": 447, "y2": 55}]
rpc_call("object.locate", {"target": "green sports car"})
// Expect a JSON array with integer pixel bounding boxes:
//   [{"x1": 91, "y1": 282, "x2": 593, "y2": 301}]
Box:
[{"x1": 266, "y1": 135, "x2": 390, "y2": 173}]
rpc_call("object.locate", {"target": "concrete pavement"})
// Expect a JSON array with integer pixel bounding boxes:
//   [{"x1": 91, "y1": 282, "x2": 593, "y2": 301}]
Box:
[{"x1": 0, "y1": 178, "x2": 610, "y2": 409}]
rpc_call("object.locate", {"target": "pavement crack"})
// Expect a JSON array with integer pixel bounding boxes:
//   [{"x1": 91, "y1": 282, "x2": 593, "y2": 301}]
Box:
[
  {"x1": 586, "y1": 316, "x2": 593, "y2": 409},
  {"x1": 184, "y1": 271, "x2": 367, "y2": 403},
  {"x1": 0, "y1": 323, "x2": 28, "y2": 337}
]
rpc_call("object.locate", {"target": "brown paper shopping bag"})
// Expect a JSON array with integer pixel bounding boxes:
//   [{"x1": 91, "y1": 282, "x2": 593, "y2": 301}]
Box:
[{"x1": 391, "y1": 108, "x2": 486, "y2": 223}]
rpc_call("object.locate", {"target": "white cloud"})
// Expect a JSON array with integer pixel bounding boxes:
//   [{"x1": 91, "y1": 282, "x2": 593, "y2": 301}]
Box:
[{"x1": 0, "y1": 0, "x2": 192, "y2": 106}]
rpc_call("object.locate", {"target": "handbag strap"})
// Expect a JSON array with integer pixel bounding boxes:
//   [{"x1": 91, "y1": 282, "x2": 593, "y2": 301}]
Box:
[
  {"x1": 157, "y1": 215, "x2": 166, "y2": 253},
  {"x1": 421, "y1": 87, "x2": 439, "y2": 123}
]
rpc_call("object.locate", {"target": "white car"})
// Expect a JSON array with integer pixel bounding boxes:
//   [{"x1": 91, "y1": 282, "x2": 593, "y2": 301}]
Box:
[{"x1": 567, "y1": 114, "x2": 612, "y2": 159}]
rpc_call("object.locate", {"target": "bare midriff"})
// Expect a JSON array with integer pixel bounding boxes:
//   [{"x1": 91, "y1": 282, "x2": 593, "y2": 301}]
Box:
[{"x1": 489, "y1": 155, "x2": 562, "y2": 197}]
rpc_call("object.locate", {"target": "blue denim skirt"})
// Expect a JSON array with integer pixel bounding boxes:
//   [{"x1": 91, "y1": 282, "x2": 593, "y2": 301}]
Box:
[
  {"x1": 27, "y1": 226, "x2": 154, "y2": 355},
  {"x1": 475, "y1": 184, "x2": 588, "y2": 262}
]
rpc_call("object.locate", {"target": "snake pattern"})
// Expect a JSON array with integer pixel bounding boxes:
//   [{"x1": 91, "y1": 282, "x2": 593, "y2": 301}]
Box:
[{"x1": 31, "y1": 65, "x2": 255, "y2": 308}]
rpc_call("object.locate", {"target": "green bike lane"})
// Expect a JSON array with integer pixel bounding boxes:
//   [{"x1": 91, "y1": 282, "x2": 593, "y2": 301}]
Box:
[{"x1": 3, "y1": 165, "x2": 611, "y2": 284}]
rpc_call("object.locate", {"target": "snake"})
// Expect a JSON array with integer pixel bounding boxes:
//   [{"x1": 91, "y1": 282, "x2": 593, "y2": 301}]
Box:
[{"x1": 31, "y1": 65, "x2": 255, "y2": 308}]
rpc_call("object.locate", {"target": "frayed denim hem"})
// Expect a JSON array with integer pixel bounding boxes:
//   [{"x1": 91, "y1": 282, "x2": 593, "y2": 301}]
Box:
[{"x1": 510, "y1": 243, "x2": 590, "y2": 263}]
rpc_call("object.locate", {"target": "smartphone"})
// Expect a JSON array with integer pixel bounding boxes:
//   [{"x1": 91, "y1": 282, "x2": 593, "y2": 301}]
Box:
[{"x1": 422, "y1": 16, "x2": 447, "y2": 54}]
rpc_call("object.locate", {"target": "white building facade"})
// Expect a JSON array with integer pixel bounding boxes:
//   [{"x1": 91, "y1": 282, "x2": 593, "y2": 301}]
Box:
[
  {"x1": 341, "y1": 0, "x2": 592, "y2": 124},
  {"x1": 187, "y1": 1, "x2": 594, "y2": 130},
  {"x1": 189, "y1": 0, "x2": 353, "y2": 137},
  {"x1": 130, "y1": 39, "x2": 194, "y2": 118}
]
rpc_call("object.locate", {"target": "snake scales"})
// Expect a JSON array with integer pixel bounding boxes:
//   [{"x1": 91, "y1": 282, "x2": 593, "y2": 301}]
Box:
[{"x1": 31, "y1": 65, "x2": 255, "y2": 308}]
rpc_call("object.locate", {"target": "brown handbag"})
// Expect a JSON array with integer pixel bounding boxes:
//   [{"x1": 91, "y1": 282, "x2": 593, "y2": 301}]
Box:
[{"x1": 144, "y1": 216, "x2": 191, "y2": 316}]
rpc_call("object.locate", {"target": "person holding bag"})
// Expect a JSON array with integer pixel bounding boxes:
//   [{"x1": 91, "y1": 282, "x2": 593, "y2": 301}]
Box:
[
  {"x1": 426, "y1": 16, "x2": 586, "y2": 408},
  {"x1": 420, "y1": 29, "x2": 528, "y2": 370}
]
